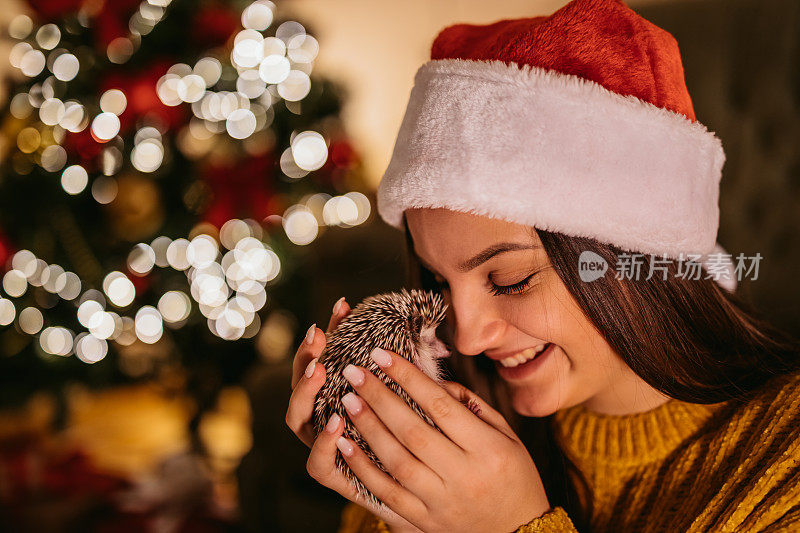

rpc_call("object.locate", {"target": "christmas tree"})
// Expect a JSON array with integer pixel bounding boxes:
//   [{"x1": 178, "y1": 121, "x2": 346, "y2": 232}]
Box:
[{"x1": 0, "y1": 0, "x2": 369, "y2": 417}]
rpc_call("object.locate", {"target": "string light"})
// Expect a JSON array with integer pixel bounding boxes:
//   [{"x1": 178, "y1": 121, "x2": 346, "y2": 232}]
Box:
[
  {"x1": 158, "y1": 291, "x2": 191, "y2": 323},
  {"x1": 291, "y1": 131, "x2": 328, "y2": 171},
  {"x1": 35, "y1": 24, "x2": 61, "y2": 50},
  {"x1": 134, "y1": 306, "x2": 163, "y2": 344},
  {"x1": 282, "y1": 205, "x2": 318, "y2": 245},
  {"x1": 103, "y1": 272, "x2": 136, "y2": 308},
  {"x1": 3, "y1": 270, "x2": 27, "y2": 298},
  {"x1": 52, "y1": 53, "x2": 79, "y2": 81},
  {"x1": 75, "y1": 333, "x2": 108, "y2": 363},
  {"x1": 128, "y1": 243, "x2": 156, "y2": 275},
  {"x1": 242, "y1": 1, "x2": 275, "y2": 30},
  {"x1": 40, "y1": 326, "x2": 73, "y2": 356},
  {"x1": 92, "y1": 176, "x2": 118, "y2": 203},
  {"x1": 77, "y1": 299, "x2": 104, "y2": 328},
  {"x1": 131, "y1": 138, "x2": 164, "y2": 172},
  {"x1": 226, "y1": 108, "x2": 257, "y2": 139},
  {"x1": 99, "y1": 89, "x2": 127, "y2": 115},
  {"x1": 20, "y1": 49, "x2": 46, "y2": 77},
  {"x1": 0, "y1": 299, "x2": 15, "y2": 326},
  {"x1": 59, "y1": 101, "x2": 86, "y2": 131},
  {"x1": 19, "y1": 307, "x2": 44, "y2": 334},
  {"x1": 40, "y1": 145, "x2": 67, "y2": 171},
  {"x1": 56, "y1": 272, "x2": 82, "y2": 300},
  {"x1": 61, "y1": 164, "x2": 89, "y2": 194},
  {"x1": 91, "y1": 112, "x2": 121, "y2": 141},
  {"x1": 8, "y1": 15, "x2": 33, "y2": 40}
]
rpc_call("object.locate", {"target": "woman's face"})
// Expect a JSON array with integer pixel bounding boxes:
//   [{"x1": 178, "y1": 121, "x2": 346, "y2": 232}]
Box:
[{"x1": 405, "y1": 207, "x2": 669, "y2": 417}]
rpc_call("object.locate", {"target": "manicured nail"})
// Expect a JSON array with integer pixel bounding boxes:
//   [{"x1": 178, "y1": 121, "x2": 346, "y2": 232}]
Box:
[
  {"x1": 342, "y1": 392, "x2": 362, "y2": 415},
  {"x1": 337, "y1": 436, "x2": 354, "y2": 457},
  {"x1": 343, "y1": 364, "x2": 364, "y2": 387},
  {"x1": 305, "y1": 324, "x2": 316, "y2": 345},
  {"x1": 325, "y1": 413, "x2": 341, "y2": 433},
  {"x1": 304, "y1": 358, "x2": 317, "y2": 378},
  {"x1": 332, "y1": 297, "x2": 345, "y2": 316},
  {"x1": 369, "y1": 347, "x2": 392, "y2": 368}
]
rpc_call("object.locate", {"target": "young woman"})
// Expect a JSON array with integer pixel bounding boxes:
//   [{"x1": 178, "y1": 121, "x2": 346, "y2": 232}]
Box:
[{"x1": 286, "y1": 0, "x2": 800, "y2": 531}]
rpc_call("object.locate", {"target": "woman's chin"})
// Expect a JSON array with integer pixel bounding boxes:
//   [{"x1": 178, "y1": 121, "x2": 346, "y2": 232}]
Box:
[{"x1": 510, "y1": 387, "x2": 560, "y2": 418}]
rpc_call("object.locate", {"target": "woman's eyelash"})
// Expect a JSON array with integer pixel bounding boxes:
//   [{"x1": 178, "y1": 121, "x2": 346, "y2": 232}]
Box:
[
  {"x1": 489, "y1": 274, "x2": 535, "y2": 296},
  {"x1": 432, "y1": 273, "x2": 535, "y2": 296}
]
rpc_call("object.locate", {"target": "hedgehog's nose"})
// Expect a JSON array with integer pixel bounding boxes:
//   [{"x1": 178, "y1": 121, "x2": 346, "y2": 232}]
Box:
[{"x1": 430, "y1": 337, "x2": 452, "y2": 359}]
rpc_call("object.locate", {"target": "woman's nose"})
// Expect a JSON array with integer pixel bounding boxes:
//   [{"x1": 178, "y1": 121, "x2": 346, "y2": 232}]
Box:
[{"x1": 447, "y1": 289, "x2": 504, "y2": 357}]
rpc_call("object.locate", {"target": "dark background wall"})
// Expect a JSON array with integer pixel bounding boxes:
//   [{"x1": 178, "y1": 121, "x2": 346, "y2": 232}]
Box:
[{"x1": 639, "y1": 0, "x2": 800, "y2": 336}]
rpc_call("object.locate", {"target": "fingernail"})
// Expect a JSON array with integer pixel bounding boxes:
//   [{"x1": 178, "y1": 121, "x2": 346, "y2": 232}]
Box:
[
  {"x1": 332, "y1": 296, "x2": 345, "y2": 316},
  {"x1": 369, "y1": 347, "x2": 392, "y2": 368},
  {"x1": 325, "y1": 413, "x2": 341, "y2": 433},
  {"x1": 343, "y1": 364, "x2": 365, "y2": 387},
  {"x1": 304, "y1": 359, "x2": 317, "y2": 378},
  {"x1": 342, "y1": 392, "x2": 362, "y2": 415},
  {"x1": 305, "y1": 324, "x2": 316, "y2": 345},
  {"x1": 337, "y1": 436, "x2": 354, "y2": 457}
]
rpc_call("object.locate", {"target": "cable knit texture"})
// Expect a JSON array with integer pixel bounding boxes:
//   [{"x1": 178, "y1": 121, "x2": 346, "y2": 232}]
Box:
[{"x1": 337, "y1": 370, "x2": 800, "y2": 532}]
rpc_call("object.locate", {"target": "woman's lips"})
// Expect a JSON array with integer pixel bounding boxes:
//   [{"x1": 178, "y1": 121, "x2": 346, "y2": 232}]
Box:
[
  {"x1": 487, "y1": 343, "x2": 550, "y2": 366},
  {"x1": 494, "y1": 343, "x2": 555, "y2": 381}
]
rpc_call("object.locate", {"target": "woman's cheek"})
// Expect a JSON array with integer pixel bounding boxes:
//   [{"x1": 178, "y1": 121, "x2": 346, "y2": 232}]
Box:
[{"x1": 503, "y1": 283, "x2": 552, "y2": 326}]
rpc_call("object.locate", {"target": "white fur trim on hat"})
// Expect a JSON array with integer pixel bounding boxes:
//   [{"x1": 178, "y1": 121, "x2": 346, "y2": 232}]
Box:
[{"x1": 377, "y1": 58, "x2": 727, "y2": 259}]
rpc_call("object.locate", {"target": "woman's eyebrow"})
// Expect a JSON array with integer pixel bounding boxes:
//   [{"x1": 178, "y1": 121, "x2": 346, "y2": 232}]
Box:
[{"x1": 415, "y1": 242, "x2": 540, "y2": 274}]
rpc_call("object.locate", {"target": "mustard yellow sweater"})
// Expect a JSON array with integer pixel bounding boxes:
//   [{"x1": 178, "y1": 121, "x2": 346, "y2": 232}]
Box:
[{"x1": 337, "y1": 370, "x2": 800, "y2": 532}]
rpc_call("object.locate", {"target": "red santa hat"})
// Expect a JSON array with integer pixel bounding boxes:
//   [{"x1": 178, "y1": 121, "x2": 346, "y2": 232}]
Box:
[{"x1": 377, "y1": 0, "x2": 729, "y2": 273}]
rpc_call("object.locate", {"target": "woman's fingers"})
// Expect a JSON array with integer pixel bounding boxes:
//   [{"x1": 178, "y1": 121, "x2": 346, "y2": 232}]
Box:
[
  {"x1": 336, "y1": 434, "x2": 428, "y2": 524},
  {"x1": 291, "y1": 323, "x2": 325, "y2": 390},
  {"x1": 340, "y1": 391, "x2": 444, "y2": 498},
  {"x1": 341, "y1": 364, "x2": 460, "y2": 469},
  {"x1": 439, "y1": 381, "x2": 518, "y2": 441},
  {"x1": 287, "y1": 296, "x2": 350, "y2": 446},
  {"x1": 364, "y1": 349, "x2": 497, "y2": 449},
  {"x1": 307, "y1": 414, "x2": 420, "y2": 529},
  {"x1": 286, "y1": 359, "x2": 327, "y2": 447},
  {"x1": 292, "y1": 296, "x2": 349, "y2": 391},
  {"x1": 326, "y1": 296, "x2": 351, "y2": 335}
]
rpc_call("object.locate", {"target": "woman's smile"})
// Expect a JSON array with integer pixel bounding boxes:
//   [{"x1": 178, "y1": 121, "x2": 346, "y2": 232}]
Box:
[{"x1": 493, "y1": 343, "x2": 557, "y2": 382}]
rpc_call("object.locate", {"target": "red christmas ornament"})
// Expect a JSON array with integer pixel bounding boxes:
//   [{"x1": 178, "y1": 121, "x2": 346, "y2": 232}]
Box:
[
  {"x1": 191, "y1": 6, "x2": 241, "y2": 50},
  {"x1": 26, "y1": 0, "x2": 84, "y2": 21},
  {"x1": 27, "y1": 0, "x2": 141, "y2": 50},
  {"x1": 62, "y1": 125, "x2": 104, "y2": 171},
  {"x1": 201, "y1": 153, "x2": 275, "y2": 229},
  {"x1": 328, "y1": 138, "x2": 358, "y2": 169},
  {"x1": 100, "y1": 60, "x2": 187, "y2": 133},
  {"x1": 0, "y1": 229, "x2": 12, "y2": 270},
  {"x1": 93, "y1": 0, "x2": 141, "y2": 48}
]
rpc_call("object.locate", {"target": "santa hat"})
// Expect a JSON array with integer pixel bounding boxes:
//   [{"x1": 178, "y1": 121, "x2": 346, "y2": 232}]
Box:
[{"x1": 377, "y1": 0, "x2": 734, "y2": 289}]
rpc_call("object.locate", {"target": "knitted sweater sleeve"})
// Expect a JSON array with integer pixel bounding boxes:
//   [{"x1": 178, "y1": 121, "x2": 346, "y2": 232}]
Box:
[
  {"x1": 684, "y1": 375, "x2": 800, "y2": 532},
  {"x1": 337, "y1": 503, "x2": 578, "y2": 532},
  {"x1": 515, "y1": 507, "x2": 579, "y2": 531}
]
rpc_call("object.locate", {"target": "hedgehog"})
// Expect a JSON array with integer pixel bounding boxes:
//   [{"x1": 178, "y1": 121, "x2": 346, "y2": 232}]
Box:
[{"x1": 312, "y1": 288, "x2": 475, "y2": 512}]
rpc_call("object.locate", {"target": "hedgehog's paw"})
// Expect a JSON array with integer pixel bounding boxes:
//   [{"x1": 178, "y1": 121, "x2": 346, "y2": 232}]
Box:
[{"x1": 463, "y1": 397, "x2": 482, "y2": 416}]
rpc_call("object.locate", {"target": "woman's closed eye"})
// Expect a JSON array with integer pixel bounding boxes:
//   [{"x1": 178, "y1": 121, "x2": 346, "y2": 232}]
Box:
[{"x1": 433, "y1": 273, "x2": 535, "y2": 296}]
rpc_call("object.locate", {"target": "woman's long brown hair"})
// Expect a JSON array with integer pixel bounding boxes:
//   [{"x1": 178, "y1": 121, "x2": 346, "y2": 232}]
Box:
[{"x1": 402, "y1": 218, "x2": 800, "y2": 532}]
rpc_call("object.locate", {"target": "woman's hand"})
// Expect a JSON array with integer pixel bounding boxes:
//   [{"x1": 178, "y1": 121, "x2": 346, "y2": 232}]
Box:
[
  {"x1": 285, "y1": 298, "x2": 422, "y2": 532},
  {"x1": 331, "y1": 348, "x2": 552, "y2": 533}
]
